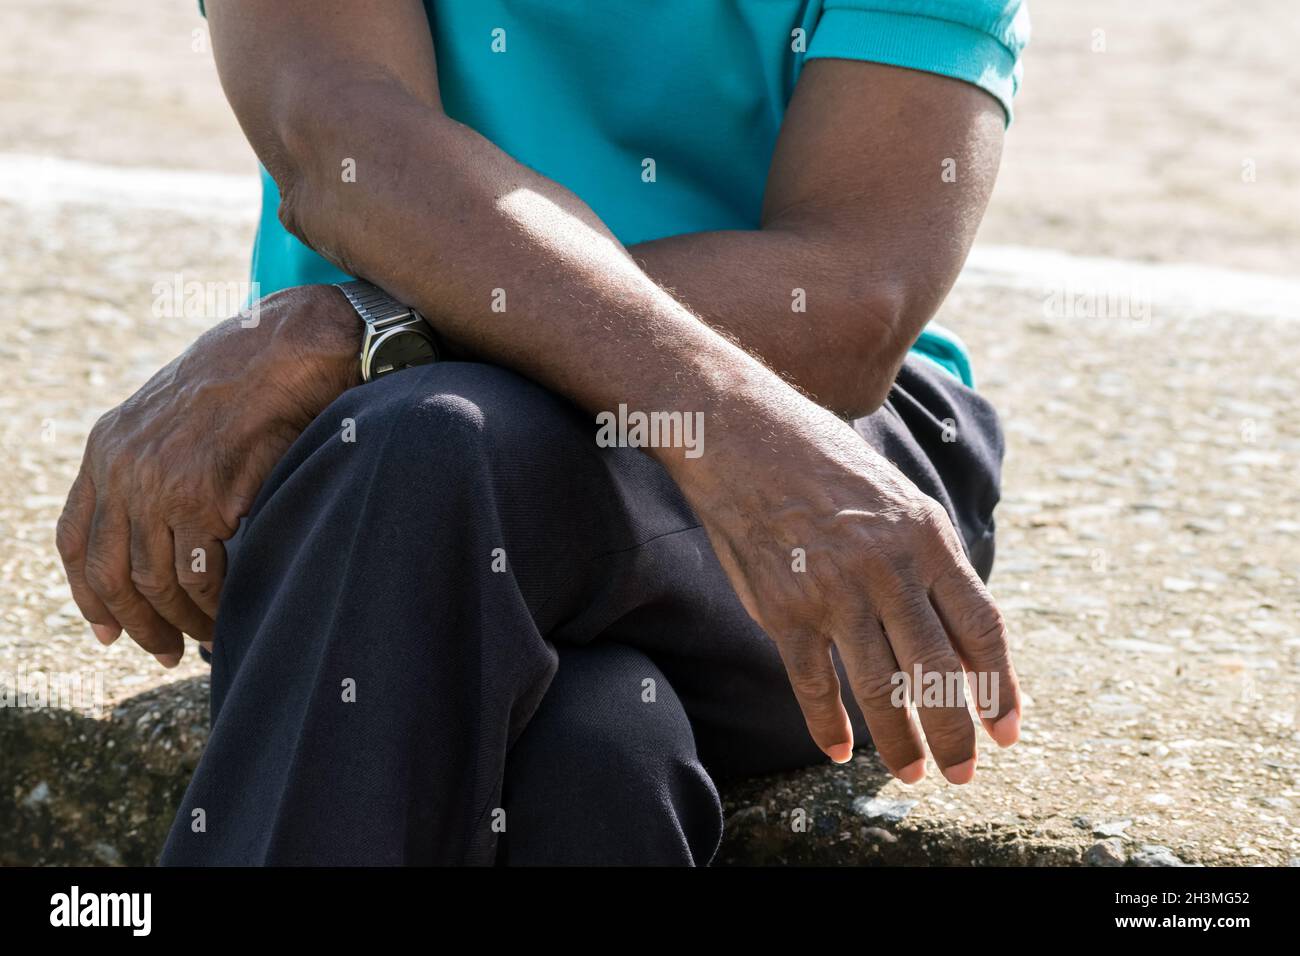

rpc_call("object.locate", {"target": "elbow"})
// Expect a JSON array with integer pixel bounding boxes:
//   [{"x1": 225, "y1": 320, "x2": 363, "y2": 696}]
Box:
[
  {"x1": 820, "y1": 288, "x2": 923, "y2": 420},
  {"x1": 258, "y1": 75, "x2": 328, "y2": 239},
  {"x1": 270, "y1": 145, "x2": 344, "y2": 276},
  {"x1": 264, "y1": 74, "x2": 443, "y2": 255},
  {"x1": 266, "y1": 85, "x2": 351, "y2": 249},
  {"x1": 262, "y1": 96, "x2": 327, "y2": 249}
]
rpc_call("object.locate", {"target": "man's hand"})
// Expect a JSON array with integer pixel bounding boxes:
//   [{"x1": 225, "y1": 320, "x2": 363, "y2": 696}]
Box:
[
  {"x1": 668, "y1": 386, "x2": 1021, "y2": 784},
  {"x1": 56, "y1": 285, "x2": 359, "y2": 666}
]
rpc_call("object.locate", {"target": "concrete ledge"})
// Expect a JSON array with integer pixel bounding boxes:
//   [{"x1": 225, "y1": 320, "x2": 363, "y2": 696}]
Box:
[
  {"x1": 718, "y1": 765, "x2": 1085, "y2": 866},
  {"x1": 0, "y1": 679, "x2": 1189, "y2": 867},
  {"x1": 1, "y1": 679, "x2": 208, "y2": 867}
]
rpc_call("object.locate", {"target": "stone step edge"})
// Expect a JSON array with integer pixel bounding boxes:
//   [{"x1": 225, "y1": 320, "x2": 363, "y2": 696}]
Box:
[{"x1": 5, "y1": 676, "x2": 1099, "y2": 866}]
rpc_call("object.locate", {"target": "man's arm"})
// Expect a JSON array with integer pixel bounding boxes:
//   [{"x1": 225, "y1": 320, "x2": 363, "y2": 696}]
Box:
[
  {"x1": 628, "y1": 61, "x2": 1004, "y2": 416},
  {"x1": 208, "y1": 0, "x2": 736, "y2": 430},
  {"x1": 209, "y1": 2, "x2": 1002, "y2": 419},
  {"x1": 214, "y1": 0, "x2": 1020, "y2": 777},
  {"x1": 63, "y1": 0, "x2": 1019, "y2": 780}
]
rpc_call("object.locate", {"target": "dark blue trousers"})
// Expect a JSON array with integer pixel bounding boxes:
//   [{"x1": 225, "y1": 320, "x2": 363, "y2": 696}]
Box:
[{"x1": 160, "y1": 355, "x2": 1002, "y2": 865}]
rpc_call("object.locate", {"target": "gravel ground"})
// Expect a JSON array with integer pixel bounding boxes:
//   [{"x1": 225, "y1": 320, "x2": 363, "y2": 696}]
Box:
[{"x1": 2, "y1": 0, "x2": 1297, "y2": 864}]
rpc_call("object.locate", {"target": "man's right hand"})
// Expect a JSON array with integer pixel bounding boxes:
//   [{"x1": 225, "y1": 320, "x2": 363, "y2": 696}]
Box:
[
  {"x1": 56, "y1": 285, "x2": 360, "y2": 666},
  {"x1": 668, "y1": 389, "x2": 1021, "y2": 784}
]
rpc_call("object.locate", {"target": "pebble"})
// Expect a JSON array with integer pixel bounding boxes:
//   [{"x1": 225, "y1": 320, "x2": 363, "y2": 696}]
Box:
[
  {"x1": 91, "y1": 842, "x2": 123, "y2": 866},
  {"x1": 1085, "y1": 838, "x2": 1127, "y2": 866},
  {"x1": 22, "y1": 781, "x2": 51, "y2": 809},
  {"x1": 852, "y1": 795, "x2": 918, "y2": 824},
  {"x1": 1131, "y1": 845, "x2": 1188, "y2": 867}
]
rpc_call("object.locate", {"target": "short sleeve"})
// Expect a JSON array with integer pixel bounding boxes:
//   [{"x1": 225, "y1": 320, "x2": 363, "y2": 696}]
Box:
[{"x1": 805, "y1": 0, "x2": 1031, "y2": 125}]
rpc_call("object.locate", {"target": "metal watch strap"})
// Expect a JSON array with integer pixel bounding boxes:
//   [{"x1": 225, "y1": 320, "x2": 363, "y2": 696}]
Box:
[
  {"x1": 335, "y1": 279, "x2": 413, "y2": 329},
  {"x1": 336, "y1": 279, "x2": 440, "y2": 383}
]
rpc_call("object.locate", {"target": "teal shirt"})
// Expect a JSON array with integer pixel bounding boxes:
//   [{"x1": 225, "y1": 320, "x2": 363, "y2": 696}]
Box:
[{"x1": 231, "y1": 0, "x2": 1029, "y2": 387}]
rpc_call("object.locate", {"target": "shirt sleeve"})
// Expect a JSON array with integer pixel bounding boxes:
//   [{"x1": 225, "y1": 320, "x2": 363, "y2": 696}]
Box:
[{"x1": 805, "y1": 0, "x2": 1031, "y2": 125}]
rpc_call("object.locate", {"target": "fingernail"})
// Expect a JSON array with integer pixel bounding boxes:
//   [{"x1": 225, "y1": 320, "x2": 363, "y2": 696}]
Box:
[
  {"x1": 896, "y1": 759, "x2": 926, "y2": 784},
  {"x1": 991, "y1": 710, "x2": 1021, "y2": 748},
  {"x1": 826, "y1": 742, "x2": 854, "y2": 764},
  {"x1": 91, "y1": 624, "x2": 121, "y2": 646},
  {"x1": 154, "y1": 652, "x2": 182, "y2": 669},
  {"x1": 941, "y1": 756, "x2": 977, "y2": 785}
]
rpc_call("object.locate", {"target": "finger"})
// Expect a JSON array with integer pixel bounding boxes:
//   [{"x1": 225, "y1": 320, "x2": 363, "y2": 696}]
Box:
[
  {"x1": 930, "y1": 564, "x2": 1021, "y2": 748},
  {"x1": 174, "y1": 527, "x2": 227, "y2": 620},
  {"x1": 881, "y1": 590, "x2": 978, "y2": 784},
  {"x1": 56, "y1": 470, "x2": 122, "y2": 643},
  {"x1": 777, "y1": 634, "x2": 855, "y2": 763},
  {"x1": 130, "y1": 518, "x2": 214, "y2": 644},
  {"x1": 84, "y1": 505, "x2": 184, "y2": 664},
  {"x1": 835, "y1": 614, "x2": 926, "y2": 783}
]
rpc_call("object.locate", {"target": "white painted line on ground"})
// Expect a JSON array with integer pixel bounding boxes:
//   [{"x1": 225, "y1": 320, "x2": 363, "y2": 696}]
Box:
[
  {"x1": 4, "y1": 152, "x2": 1299, "y2": 321},
  {"x1": 962, "y1": 244, "x2": 1300, "y2": 323},
  {"x1": 0, "y1": 153, "x2": 258, "y2": 220}
]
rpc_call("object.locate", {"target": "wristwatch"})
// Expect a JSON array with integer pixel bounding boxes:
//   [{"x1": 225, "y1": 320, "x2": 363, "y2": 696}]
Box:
[{"x1": 335, "y1": 279, "x2": 441, "y2": 383}]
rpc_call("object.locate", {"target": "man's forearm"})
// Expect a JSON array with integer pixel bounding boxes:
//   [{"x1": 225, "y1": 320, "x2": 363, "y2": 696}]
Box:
[
  {"x1": 276, "y1": 78, "x2": 808, "y2": 476},
  {"x1": 281, "y1": 89, "x2": 965, "y2": 422},
  {"x1": 628, "y1": 230, "x2": 910, "y2": 417}
]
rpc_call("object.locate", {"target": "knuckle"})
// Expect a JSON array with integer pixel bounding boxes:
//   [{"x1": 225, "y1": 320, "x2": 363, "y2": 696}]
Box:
[
  {"x1": 103, "y1": 462, "x2": 130, "y2": 500},
  {"x1": 83, "y1": 560, "x2": 131, "y2": 604},
  {"x1": 969, "y1": 603, "x2": 1007, "y2": 645},
  {"x1": 129, "y1": 568, "x2": 175, "y2": 603},
  {"x1": 55, "y1": 514, "x2": 86, "y2": 563},
  {"x1": 892, "y1": 582, "x2": 931, "y2": 618},
  {"x1": 909, "y1": 499, "x2": 953, "y2": 543},
  {"x1": 851, "y1": 670, "x2": 906, "y2": 717},
  {"x1": 925, "y1": 720, "x2": 976, "y2": 759},
  {"x1": 160, "y1": 484, "x2": 202, "y2": 521},
  {"x1": 788, "y1": 670, "x2": 840, "y2": 705},
  {"x1": 913, "y1": 654, "x2": 965, "y2": 697},
  {"x1": 860, "y1": 539, "x2": 917, "y2": 587},
  {"x1": 956, "y1": 600, "x2": 1010, "y2": 667},
  {"x1": 88, "y1": 409, "x2": 115, "y2": 442},
  {"x1": 182, "y1": 576, "x2": 219, "y2": 600},
  {"x1": 892, "y1": 598, "x2": 943, "y2": 649}
]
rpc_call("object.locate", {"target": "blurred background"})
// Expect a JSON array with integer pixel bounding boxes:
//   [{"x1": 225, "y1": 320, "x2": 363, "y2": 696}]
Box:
[{"x1": 1, "y1": 0, "x2": 1297, "y2": 865}]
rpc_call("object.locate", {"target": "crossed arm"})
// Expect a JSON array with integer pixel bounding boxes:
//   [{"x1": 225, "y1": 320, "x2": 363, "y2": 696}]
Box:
[
  {"x1": 212, "y1": 0, "x2": 1003, "y2": 418},
  {"x1": 58, "y1": 0, "x2": 1019, "y2": 783}
]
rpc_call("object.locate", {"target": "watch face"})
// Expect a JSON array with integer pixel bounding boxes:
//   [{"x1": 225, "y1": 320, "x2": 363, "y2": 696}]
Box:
[{"x1": 370, "y1": 329, "x2": 438, "y2": 378}]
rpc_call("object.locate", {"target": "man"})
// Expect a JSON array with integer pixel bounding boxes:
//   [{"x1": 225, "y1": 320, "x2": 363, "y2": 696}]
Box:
[{"x1": 58, "y1": 0, "x2": 1028, "y2": 864}]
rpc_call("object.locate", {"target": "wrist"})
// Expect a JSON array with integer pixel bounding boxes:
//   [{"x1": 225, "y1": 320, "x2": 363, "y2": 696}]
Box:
[
  {"x1": 651, "y1": 344, "x2": 850, "y2": 505},
  {"x1": 630, "y1": 333, "x2": 793, "y2": 489},
  {"x1": 268, "y1": 284, "x2": 363, "y2": 419}
]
